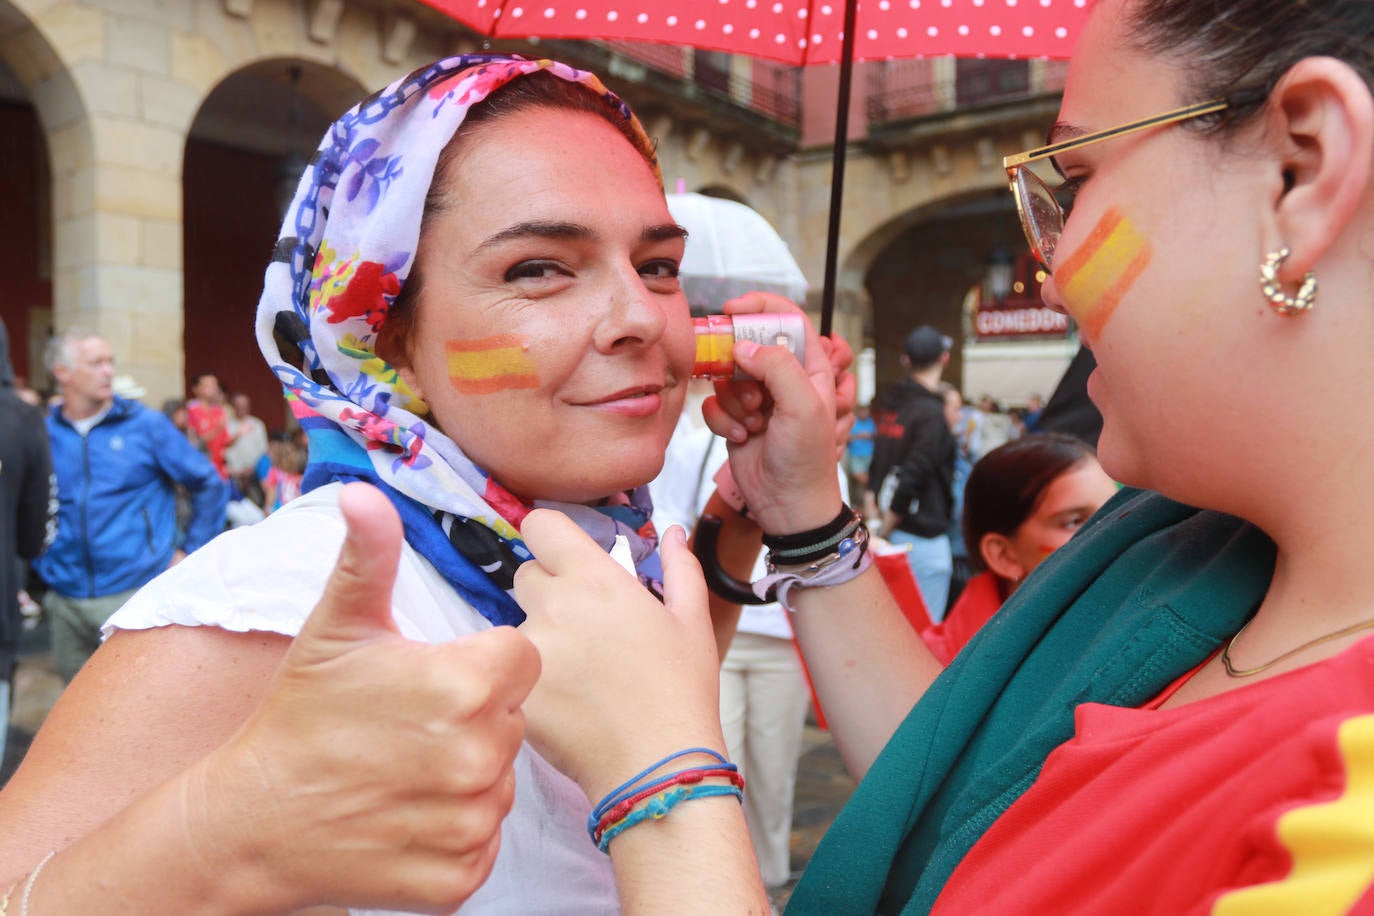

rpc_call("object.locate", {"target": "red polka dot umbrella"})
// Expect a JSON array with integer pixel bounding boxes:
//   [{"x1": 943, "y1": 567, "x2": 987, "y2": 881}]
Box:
[
  {"x1": 423, "y1": 0, "x2": 1090, "y2": 64},
  {"x1": 420, "y1": 0, "x2": 1095, "y2": 330}
]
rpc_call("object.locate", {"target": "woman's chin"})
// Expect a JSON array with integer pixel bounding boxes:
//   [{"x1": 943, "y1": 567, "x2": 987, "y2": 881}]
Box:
[
  {"x1": 522, "y1": 468, "x2": 661, "y2": 506},
  {"x1": 1094, "y1": 429, "x2": 1146, "y2": 493}
]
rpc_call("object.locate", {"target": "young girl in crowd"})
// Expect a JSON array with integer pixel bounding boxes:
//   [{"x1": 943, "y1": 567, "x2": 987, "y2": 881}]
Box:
[
  {"x1": 257, "y1": 433, "x2": 306, "y2": 513},
  {"x1": 923, "y1": 433, "x2": 1117, "y2": 663}
]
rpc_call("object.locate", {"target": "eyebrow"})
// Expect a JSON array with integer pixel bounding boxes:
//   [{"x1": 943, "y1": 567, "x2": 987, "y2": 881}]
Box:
[
  {"x1": 477, "y1": 220, "x2": 689, "y2": 251},
  {"x1": 1046, "y1": 121, "x2": 1088, "y2": 146},
  {"x1": 646, "y1": 223, "x2": 690, "y2": 244}
]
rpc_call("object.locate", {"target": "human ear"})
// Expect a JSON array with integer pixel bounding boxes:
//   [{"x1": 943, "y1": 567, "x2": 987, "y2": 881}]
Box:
[
  {"x1": 979, "y1": 532, "x2": 1026, "y2": 584},
  {"x1": 1265, "y1": 57, "x2": 1374, "y2": 281},
  {"x1": 375, "y1": 316, "x2": 426, "y2": 404}
]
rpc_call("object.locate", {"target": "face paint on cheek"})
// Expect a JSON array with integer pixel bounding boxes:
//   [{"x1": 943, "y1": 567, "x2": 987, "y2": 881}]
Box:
[
  {"x1": 1055, "y1": 206, "x2": 1153, "y2": 339},
  {"x1": 445, "y1": 334, "x2": 540, "y2": 394}
]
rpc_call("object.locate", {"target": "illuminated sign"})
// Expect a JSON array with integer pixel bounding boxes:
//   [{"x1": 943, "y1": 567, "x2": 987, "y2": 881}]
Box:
[{"x1": 974, "y1": 304, "x2": 1070, "y2": 339}]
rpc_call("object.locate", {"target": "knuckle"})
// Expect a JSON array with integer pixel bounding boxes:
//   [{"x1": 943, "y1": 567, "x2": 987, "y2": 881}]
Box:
[{"x1": 444, "y1": 738, "x2": 509, "y2": 795}]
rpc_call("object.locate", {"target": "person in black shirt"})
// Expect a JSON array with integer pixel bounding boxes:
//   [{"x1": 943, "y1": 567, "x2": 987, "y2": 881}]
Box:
[
  {"x1": 0, "y1": 318, "x2": 54, "y2": 767},
  {"x1": 867, "y1": 325, "x2": 958, "y2": 620}
]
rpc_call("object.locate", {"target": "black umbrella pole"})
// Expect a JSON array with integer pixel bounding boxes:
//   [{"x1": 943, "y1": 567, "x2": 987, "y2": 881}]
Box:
[{"x1": 819, "y1": 0, "x2": 859, "y2": 338}]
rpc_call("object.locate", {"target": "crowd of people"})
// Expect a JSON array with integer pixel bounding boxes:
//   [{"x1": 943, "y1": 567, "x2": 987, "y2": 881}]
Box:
[
  {"x1": 1, "y1": 331, "x2": 312, "y2": 692},
  {"x1": 848, "y1": 328, "x2": 1102, "y2": 632},
  {"x1": 0, "y1": 1, "x2": 1371, "y2": 911}
]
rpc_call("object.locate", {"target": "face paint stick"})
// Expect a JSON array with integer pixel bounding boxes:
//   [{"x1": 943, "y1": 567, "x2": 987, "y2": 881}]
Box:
[{"x1": 692, "y1": 313, "x2": 806, "y2": 379}]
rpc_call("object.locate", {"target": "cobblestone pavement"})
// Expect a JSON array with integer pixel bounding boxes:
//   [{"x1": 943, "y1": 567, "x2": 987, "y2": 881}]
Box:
[{"x1": 3, "y1": 653, "x2": 856, "y2": 911}]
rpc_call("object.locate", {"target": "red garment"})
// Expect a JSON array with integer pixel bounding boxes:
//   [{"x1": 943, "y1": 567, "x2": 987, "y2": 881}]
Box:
[
  {"x1": 923, "y1": 571, "x2": 1004, "y2": 664},
  {"x1": 263, "y1": 467, "x2": 303, "y2": 512},
  {"x1": 931, "y1": 634, "x2": 1374, "y2": 915},
  {"x1": 186, "y1": 400, "x2": 230, "y2": 478}
]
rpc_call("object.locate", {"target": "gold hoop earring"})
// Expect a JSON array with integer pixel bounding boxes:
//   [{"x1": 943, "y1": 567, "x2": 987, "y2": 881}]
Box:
[{"x1": 1259, "y1": 248, "x2": 1317, "y2": 316}]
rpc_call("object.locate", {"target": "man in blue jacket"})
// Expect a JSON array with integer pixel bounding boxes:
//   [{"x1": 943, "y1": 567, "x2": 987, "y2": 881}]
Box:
[{"x1": 34, "y1": 330, "x2": 226, "y2": 682}]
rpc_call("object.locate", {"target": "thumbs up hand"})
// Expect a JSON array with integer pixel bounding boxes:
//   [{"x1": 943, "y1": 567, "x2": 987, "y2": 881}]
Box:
[{"x1": 199, "y1": 483, "x2": 540, "y2": 914}]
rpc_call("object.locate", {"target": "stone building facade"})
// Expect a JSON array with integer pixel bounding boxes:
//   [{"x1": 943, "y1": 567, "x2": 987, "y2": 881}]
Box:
[{"x1": 0, "y1": 0, "x2": 1071, "y2": 424}]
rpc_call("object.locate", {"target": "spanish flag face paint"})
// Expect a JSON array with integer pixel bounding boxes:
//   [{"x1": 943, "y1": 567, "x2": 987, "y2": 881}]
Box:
[
  {"x1": 1055, "y1": 207, "x2": 1153, "y2": 340},
  {"x1": 445, "y1": 334, "x2": 539, "y2": 394}
]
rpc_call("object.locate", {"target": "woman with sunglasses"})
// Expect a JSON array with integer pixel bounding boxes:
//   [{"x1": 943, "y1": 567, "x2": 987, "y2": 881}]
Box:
[{"x1": 519, "y1": 0, "x2": 1374, "y2": 911}]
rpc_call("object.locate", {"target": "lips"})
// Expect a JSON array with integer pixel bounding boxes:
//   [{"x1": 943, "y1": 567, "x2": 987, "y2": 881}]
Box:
[
  {"x1": 579, "y1": 384, "x2": 664, "y2": 406},
  {"x1": 575, "y1": 384, "x2": 666, "y2": 418}
]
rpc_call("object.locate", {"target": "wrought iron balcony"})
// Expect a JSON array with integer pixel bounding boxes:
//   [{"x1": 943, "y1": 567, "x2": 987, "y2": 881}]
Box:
[
  {"x1": 599, "y1": 41, "x2": 802, "y2": 127},
  {"x1": 866, "y1": 59, "x2": 1068, "y2": 126}
]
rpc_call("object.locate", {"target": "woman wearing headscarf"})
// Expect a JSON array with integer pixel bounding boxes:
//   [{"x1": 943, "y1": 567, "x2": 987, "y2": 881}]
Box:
[
  {"x1": 519, "y1": 0, "x2": 1374, "y2": 911},
  {"x1": 0, "y1": 54, "x2": 766, "y2": 914}
]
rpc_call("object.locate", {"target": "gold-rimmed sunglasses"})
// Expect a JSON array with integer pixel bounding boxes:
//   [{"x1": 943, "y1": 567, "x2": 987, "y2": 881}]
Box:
[{"x1": 1003, "y1": 98, "x2": 1233, "y2": 272}]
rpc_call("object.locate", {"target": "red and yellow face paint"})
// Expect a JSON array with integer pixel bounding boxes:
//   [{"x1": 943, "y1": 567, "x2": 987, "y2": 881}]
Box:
[
  {"x1": 445, "y1": 335, "x2": 539, "y2": 394},
  {"x1": 1055, "y1": 207, "x2": 1153, "y2": 340}
]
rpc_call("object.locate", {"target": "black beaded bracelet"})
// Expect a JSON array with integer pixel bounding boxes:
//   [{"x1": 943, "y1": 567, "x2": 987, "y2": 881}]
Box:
[{"x1": 762, "y1": 505, "x2": 862, "y2": 564}]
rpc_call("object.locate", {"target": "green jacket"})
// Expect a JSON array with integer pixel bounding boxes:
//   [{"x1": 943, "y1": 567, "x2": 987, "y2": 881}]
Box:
[{"x1": 786, "y1": 488, "x2": 1276, "y2": 915}]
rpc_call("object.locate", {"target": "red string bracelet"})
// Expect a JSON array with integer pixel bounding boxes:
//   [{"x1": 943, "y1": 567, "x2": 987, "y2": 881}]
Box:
[{"x1": 592, "y1": 766, "x2": 745, "y2": 845}]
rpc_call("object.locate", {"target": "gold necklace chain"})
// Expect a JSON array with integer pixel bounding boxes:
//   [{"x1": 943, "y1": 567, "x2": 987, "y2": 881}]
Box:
[{"x1": 1222, "y1": 615, "x2": 1374, "y2": 678}]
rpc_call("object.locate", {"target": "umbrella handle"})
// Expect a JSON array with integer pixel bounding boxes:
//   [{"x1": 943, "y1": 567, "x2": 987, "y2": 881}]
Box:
[{"x1": 691, "y1": 514, "x2": 769, "y2": 606}]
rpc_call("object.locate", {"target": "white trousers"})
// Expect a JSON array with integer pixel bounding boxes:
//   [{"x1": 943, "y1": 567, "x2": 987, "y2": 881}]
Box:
[{"x1": 719, "y1": 632, "x2": 811, "y2": 888}]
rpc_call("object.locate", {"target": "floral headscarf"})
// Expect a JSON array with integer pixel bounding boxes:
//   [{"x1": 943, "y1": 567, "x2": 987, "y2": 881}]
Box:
[{"x1": 255, "y1": 54, "x2": 664, "y2": 627}]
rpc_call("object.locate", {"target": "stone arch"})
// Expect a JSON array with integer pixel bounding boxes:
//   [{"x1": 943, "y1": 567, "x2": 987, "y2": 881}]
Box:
[
  {"x1": 165, "y1": 0, "x2": 472, "y2": 408},
  {"x1": 0, "y1": 2, "x2": 90, "y2": 388},
  {"x1": 844, "y1": 186, "x2": 1027, "y2": 393},
  {"x1": 0, "y1": 0, "x2": 478, "y2": 405},
  {"x1": 181, "y1": 57, "x2": 366, "y2": 429}
]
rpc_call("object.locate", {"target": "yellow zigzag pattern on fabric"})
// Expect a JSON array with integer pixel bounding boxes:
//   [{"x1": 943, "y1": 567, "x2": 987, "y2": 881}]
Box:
[{"x1": 1214, "y1": 714, "x2": 1374, "y2": 915}]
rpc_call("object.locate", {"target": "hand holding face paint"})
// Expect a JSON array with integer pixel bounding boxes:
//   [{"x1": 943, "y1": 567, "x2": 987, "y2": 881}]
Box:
[{"x1": 702, "y1": 293, "x2": 849, "y2": 536}]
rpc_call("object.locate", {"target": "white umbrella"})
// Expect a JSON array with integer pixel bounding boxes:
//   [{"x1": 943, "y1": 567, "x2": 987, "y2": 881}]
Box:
[{"x1": 666, "y1": 192, "x2": 808, "y2": 316}]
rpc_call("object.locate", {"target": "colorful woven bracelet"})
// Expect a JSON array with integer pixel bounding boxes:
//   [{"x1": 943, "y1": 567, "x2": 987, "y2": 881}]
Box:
[
  {"x1": 588, "y1": 748, "x2": 731, "y2": 831},
  {"x1": 596, "y1": 783, "x2": 745, "y2": 853},
  {"x1": 588, "y1": 748, "x2": 741, "y2": 849},
  {"x1": 592, "y1": 766, "x2": 745, "y2": 845}
]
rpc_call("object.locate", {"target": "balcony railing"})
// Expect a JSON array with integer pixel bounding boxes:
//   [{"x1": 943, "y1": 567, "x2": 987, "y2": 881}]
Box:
[
  {"x1": 867, "y1": 59, "x2": 1068, "y2": 125},
  {"x1": 600, "y1": 41, "x2": 802, "y2": 127}
]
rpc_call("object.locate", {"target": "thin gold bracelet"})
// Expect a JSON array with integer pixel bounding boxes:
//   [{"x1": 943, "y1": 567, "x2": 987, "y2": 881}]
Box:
[
  {"x1": 17, "y1": 852, "x2": 55, "y2": 916},
  {"x1": 0, "y1": 876, "x2": 23, "y2": 915}
]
